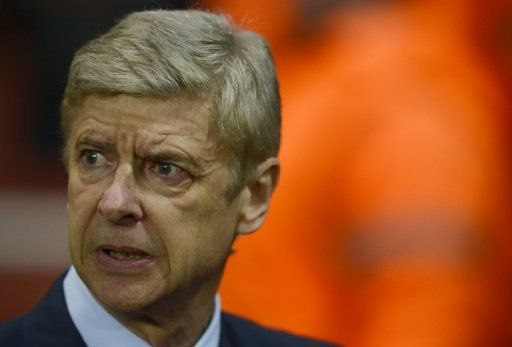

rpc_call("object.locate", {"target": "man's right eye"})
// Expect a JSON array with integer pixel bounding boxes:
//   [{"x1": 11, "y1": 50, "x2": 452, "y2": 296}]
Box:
[{"x1": 80, "y1": 150, "x2": 108, "y2": 168}]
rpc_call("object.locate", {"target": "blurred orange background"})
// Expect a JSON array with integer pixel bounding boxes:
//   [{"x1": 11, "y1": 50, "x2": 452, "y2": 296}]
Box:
[{"x1": 1, "y1": 1, "x2": 511, "y2": 346}]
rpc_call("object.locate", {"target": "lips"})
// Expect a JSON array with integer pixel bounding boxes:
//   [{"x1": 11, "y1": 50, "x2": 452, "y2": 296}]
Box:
[
  {"x1": 94, "y1": 245, "x2": 156, "y2": 273},
  {"x1": 102, "y1": 246, "x2": 149, "y2": 259}
]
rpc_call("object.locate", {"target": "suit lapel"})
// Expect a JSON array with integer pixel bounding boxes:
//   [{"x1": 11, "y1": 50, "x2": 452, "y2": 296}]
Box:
[{"x1": 21, "y1": 271, "x2": 86, "y2": 347}]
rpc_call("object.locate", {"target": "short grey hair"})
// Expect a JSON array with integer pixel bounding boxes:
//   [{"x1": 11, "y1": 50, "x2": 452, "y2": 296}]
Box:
[{"x1": 61, "y1": 9, "x2": 280, "y2": 185}]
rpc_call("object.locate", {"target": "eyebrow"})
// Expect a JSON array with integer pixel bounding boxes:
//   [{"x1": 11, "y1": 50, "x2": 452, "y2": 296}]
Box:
[
  {"x1": 141, "y1": 149, "x2": 202, "y2": 172},
  {"x1": 75, "y1": 136, "x2": 114, "y2": 151}
]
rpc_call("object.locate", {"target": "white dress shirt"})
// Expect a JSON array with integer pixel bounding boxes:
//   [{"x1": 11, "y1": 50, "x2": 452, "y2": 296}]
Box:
[{"x1": 63, "y1": 266, "x2": 221, "y2": 347}]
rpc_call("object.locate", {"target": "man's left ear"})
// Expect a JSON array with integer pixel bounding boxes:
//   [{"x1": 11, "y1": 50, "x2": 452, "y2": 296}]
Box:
[{"x1": 236, "y1": 157, "x2": 280, "y2": 235}]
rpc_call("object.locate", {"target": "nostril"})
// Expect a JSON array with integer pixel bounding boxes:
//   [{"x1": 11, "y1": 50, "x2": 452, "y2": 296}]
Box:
[
  {"x1": 117, "y1": 213, "x2": 142, "y2": 226},
  {"x1": 98, "y1": 197, "x2": 143, "y2": 225}
]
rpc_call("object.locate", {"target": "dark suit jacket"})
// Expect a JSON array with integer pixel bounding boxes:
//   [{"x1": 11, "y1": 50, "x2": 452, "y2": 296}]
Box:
[{"x1": 0, "y1": 274, "x2": 338, "y2": 346}]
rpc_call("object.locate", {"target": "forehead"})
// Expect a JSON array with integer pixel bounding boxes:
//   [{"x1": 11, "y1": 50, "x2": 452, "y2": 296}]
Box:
[
  {"x1": 74, "y1": 94, "x2": 216, "y2": 144},
  {"x1": 73, "y1": 94, "x2": 212, "y2": 134}
]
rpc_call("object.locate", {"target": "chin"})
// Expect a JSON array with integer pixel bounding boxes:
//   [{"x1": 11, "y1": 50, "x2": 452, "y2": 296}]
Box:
[
  {"x1": 99, "y1": 281, "x2": 167, "y2": 313},
  {"x1": 100, "y1": 292, "x2": 156, "y2": 313},
  {"x1": 80, "y1": 269, "x2": 168, "y2": 314}
]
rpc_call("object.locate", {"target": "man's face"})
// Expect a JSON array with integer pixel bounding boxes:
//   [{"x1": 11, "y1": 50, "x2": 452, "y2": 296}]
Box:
[{"x1": 67, "y1": 94, "x2": 243, "y2": 312}]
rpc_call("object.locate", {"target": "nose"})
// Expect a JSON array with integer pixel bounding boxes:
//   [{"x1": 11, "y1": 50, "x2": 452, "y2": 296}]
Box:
[{"x1": 98, "y1": 164, "x2": 143, "y2": 225}]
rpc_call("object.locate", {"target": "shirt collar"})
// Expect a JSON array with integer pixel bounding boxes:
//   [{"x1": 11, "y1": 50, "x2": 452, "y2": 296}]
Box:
[{"x1": 63, "y1": 266, "x2": 221, "y2": 347}]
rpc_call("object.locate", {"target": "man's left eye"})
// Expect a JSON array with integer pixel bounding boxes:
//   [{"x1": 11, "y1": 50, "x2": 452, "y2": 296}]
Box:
[{"x1": 148, "y1": 162, "x2": 190, "y2": 185}]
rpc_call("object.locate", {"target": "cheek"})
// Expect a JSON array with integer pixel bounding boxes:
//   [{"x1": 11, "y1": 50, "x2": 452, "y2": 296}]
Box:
[
  {"x1": 152, "y1": 193, "x2": 238, "y2": 279},
  {"x1": 68, "y1": 171, "x2": 104, "y2": 211},
  {"x1": 67, "y1": 174, "x2": 103, "y2": 255}
]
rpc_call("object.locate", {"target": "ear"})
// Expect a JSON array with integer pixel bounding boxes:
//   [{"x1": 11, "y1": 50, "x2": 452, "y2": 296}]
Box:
[{"x1": 236, "y1": 157, "x2": 280, "y2": 235}]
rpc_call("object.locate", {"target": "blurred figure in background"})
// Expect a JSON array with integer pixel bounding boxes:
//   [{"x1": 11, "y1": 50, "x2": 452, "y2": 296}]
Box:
[{"x1": 203, "y1": 0, "x2": 512, "y2": 346}]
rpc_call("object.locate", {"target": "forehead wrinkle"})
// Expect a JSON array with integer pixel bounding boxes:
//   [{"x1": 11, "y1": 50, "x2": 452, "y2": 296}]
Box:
[
  {"x1": 82, "y1": 95, "x2": 164, "y2": 123},
  {"x1": 72, "y1": 117, "x2": 118, "y2": 140},
  {"x1": 74, "y1": 117, "x2": 136, "y2": 156}
]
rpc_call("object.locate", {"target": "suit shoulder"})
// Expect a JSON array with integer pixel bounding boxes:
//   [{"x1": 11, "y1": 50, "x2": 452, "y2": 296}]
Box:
[
  {"x1": 0, "y1": 272, "x2": 86, "y2": 347},
  {"x1": 0, "y1": 317, "x2": 24, "y2": 346},
  {"x1": 221, "y1": 312, "x2": 340, "y2": 347}
]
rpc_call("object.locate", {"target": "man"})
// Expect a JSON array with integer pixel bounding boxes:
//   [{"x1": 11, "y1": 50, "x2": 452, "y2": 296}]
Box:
[{"x1": 0, "y1": 9, "x2": 337, "y2": 347}]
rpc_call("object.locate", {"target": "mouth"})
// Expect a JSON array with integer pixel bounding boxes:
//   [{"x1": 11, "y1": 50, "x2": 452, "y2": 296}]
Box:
[
  {"x1": 102, "y1": 247, "x2": 150, "y2": 260},
  {"x1": 94, "y1": 245, "x2": 155, "y2": 273}
]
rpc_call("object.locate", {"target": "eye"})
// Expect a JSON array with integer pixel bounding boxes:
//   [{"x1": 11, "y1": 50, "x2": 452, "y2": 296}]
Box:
[
  {"x1": 147, "y1": 161, "x2": 190, "y2": 186},
  {"x1": 80, "y1": 149, "x2": 108, "y2": 168}
]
